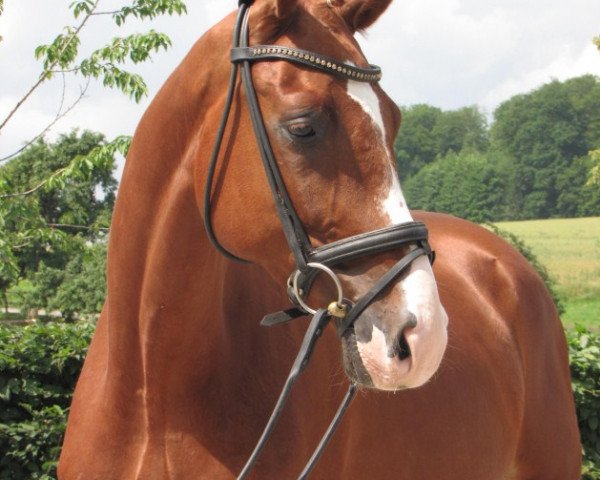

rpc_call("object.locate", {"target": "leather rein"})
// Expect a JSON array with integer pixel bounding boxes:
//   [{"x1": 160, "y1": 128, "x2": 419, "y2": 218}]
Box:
[{"x1": 203, "y1": 2, "x2": 434, "y2": 478}]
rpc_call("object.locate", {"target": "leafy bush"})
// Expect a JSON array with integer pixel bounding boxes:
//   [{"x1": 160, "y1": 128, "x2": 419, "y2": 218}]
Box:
[
  {"x1": 22, "y1": 242, "x2": 107, "y2": 321},
  {"x1": 0, "y1": 320, "x2": 95, "y2": 479},
  {"x1": 568, "y1": 327, "x2": 600, "y2": 478}
]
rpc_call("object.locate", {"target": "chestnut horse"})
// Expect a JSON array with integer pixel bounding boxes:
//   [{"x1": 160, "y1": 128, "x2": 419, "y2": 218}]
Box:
[{"x1": 59, "y1": 0, "x2": 581, "y2": 478}]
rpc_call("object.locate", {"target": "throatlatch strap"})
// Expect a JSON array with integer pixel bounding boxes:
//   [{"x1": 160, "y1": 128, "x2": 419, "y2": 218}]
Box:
[{"x1": 203, "y1": 5, "x2": 250, "y2": 264}]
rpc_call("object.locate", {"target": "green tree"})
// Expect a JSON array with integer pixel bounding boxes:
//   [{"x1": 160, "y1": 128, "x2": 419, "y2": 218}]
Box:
[
  {"x1": 0, "y1": 0, "x2": 187, "y2": 310},
  {"x1": 556, "y1": 155, "x2": 600, "y2": 217},
  {"x1": 0, "y1": 320, "x2": 96, "y2": 478},
  {"x1": 50, "y1": 242, "x2": 108, "y2": 321},
  {"x1": 1, "y1": 131, "x2": 115, "y2": 277},
  {"x1": 491, "y1": 75, "x2": 600, "y2": 219},
  {"x1": 588, "y1": 36, "x2": 600, "y2": 186},
  {"x1": 589, "y1": 149, "x2": 600, "y2": 186},
  {"x1": 395, "y1": 104, "x2": 443, "y2": 178},
  {"x1": 431, "y1": 106, "x2": 489, "y2": 156},
  {"x1": 404, "y1": 150, "x2": 510, "y2": 222},
  {"x1": 395, "y1": 104, "x2": 489, "y2": 180}
]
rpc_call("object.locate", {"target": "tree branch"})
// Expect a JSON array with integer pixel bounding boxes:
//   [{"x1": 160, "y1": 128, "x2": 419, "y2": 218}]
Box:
[
  {"x1": 0, "y1": 0, "x2": 100, "y2": 133},
  {"x1": 0, "y1": 167, "x2": 67, "y2": 199},
  {"x1": 47, "y1": 223, "x2": 110, "y2": 232},
  {"x1": 90, "y1": 10, "x2": 120, "y2": 16},
  {"x1": 0, "y1": 80, "x2": 90, "y2": 164}
]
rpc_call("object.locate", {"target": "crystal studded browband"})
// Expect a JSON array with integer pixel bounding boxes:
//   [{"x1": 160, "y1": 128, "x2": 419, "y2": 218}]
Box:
[{"x1": 230, "y1": 45, "x2": 382, "y2": 83}]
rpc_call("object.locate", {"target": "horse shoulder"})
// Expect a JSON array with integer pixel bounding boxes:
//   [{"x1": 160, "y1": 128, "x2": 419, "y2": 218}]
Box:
[{"x1": 415, "y1": 211, "x2": 581, "y2": 478}]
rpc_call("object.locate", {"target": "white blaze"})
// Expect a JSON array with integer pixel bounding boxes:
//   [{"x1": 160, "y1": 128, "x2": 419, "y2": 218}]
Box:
[
  {"x1": 346, "y1": 81, "x2": 412, "y2": 225},
  {"x1": 346, "y1": 80, "x2": 448, "y2": 390}
]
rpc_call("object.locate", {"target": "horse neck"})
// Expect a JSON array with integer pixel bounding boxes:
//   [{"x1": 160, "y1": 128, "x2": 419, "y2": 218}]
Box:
[{"x1": 103, "y1": 48, "x2": 288, "y2": 394}]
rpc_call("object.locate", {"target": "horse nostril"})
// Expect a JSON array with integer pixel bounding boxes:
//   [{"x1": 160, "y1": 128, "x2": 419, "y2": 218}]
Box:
[
  {"x1": 396, "y1": 333, "x2": 411, "y2": 360},
  {"x1": 391, "y1": 315, "x2": 417, "y2": 360}
]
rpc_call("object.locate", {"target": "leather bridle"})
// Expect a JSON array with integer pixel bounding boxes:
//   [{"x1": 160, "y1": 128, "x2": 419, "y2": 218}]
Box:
[{"x1": 203, "y1": 2, "x2": 435, "y2": 478}]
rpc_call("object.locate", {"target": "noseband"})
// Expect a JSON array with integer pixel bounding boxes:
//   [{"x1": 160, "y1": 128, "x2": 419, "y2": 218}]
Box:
[{"x1": 203, "y1": 2, "x2": 434, "y2": 478}]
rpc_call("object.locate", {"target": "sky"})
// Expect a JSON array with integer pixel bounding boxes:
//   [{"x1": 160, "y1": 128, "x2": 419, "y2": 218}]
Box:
[{"x1": 0, "y1": 0, "x2": 599, "y2": 172}]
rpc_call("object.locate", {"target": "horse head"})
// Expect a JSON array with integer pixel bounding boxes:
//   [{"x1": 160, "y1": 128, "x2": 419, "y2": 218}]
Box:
[{"x1": 195, "y1": 0, "x2": 448, "y2": 391}]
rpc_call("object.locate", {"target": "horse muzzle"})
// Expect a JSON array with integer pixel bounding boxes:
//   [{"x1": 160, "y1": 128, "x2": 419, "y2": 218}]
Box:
[{"x1": 339, "y1": 259, "x2": 449, "y2": 391}]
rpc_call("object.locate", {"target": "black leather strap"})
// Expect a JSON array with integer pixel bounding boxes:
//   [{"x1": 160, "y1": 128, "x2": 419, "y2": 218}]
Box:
[
  {"x1": 309, "y1": 221, "x2": 431, "y2": 266},
  {"x1": 238, "y1": 12, "x2": 313, "y2": 270},
  {"x1": 231, "y1": 46, "x2": 382, "y2": 82},
  {"x1": 261, "y1": 307, "x2": 306, "y2": 327},
  {"x1": 237, "y1": 309, "x2": 332, "y2": 479},
  {"x1": 336, "y1": 247, "x2": 427, "y2": 337}
]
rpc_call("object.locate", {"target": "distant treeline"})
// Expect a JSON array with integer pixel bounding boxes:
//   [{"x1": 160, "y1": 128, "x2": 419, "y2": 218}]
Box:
[{"x1": 396, "y1": 74, "x2": 600, "y2": 221}]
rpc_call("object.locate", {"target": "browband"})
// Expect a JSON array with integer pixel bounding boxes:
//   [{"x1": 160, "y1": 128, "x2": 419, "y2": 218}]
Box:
[{"x1": 231, "y1": 45, "x2": 382, "y2": 83}]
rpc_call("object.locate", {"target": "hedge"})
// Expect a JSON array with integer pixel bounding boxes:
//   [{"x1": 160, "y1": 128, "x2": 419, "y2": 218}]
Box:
[
  {"x1": 570, "y1": 326, "x2": 600, "y2": 478},
  {"x1": 0, "y1": 320, "x2": 95, "y2": 479}
]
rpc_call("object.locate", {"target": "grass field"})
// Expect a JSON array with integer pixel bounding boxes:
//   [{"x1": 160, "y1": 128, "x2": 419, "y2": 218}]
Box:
[{"x1": 495, "y1": 217, "x2": 600, "y2": 331}]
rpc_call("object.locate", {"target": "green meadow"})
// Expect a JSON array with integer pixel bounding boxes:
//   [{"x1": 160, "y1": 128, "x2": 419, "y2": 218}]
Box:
[{"x1": 495, "y1": 217, "x2": 600, "y2": 331}]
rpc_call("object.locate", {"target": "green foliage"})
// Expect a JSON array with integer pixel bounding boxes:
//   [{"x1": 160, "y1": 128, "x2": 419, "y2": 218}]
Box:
[
  {"x1": 404, "y1": 150, "x2": 510, "y2": 222},
  {"x1": 77, "y1": 31, "x2": 172, "y2": 102},
  {"x1": 50, "y1": 243, "x2": 108, "y2": 321},
  {"x1": 1, "y1": 131, "x2": 117, "y2": 267},
  {"x1": 395, "y1": 104, "x2": 488, "y2": 179},
  {"x1": 491, "y1": 75, "x2": 600, "y2": 219},
  {"x1": 17, "y1": 242, "x2": 107, "y2": 322},
  {"x1": 0, "y1": 131, "x2": 118, "y2": 314},
  {"x1": 31, "y1": 0, "x2": 186, "y2": 102},
  {"x1": 556, "y1": 155, "x2": 600, "y2": 216},
  {"x1": 568, "y1": 327, "x2": 600, "y2": 478},
  {"x1": 589, "y1": 149, "x2": 600, "y2": 186},
  {"x1": 395, "y1": 104, "x2": 443, "y2": 178},
  {"x1": 0, "y1": 320, "x2": 96, "y2": 479},
  {"x1": 399, "y1": 75, "x2": 600, "y2": 222},
  {"x1": 108, "y1": 0, "x2": 188, "y2": 26},
  {"x1": 42, "y1": 134, "x2": 130, "y2": 193}
]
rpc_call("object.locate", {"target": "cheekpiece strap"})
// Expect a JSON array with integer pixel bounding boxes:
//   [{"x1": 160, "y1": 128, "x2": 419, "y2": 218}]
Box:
[{"x1": 231, "y1": 45, "x2": 382, "y2": 83}]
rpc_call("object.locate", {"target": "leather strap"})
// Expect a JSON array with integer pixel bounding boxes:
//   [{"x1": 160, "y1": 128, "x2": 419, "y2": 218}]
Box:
[
  {"x1": 237, "y1": 13, "x2": 313, "y2": 270},
  {"x1": 237, "y1": 309, "x2": 333, "y2": 479},
  {"x1": 336, "y1": 247, "x2": 427, "y2": 336},
  {"x1": 310, "y1": 221, "x2": 431, "y2": 266},
  {"x1": 231, "y1": 45, "x2": 382, "y2": 82}
]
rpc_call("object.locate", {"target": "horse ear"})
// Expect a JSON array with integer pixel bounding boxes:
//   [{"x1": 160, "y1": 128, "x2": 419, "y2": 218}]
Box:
[
  {"x1": 249, "y1": 0, "x2": 298, "y2": 43},
  {"x1": 339, "y1": 0, "x2": 393, "y2": 32}
]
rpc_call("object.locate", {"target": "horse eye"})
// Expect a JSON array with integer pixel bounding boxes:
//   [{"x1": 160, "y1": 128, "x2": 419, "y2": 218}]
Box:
[{"x1": 287, "y1": 123, "x2": 316, "y2": 138}]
